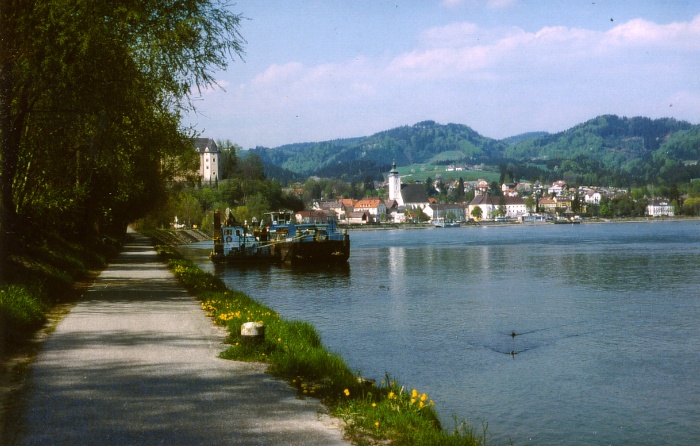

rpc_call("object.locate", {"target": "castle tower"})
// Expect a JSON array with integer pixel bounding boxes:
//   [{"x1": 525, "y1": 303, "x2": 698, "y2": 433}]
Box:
[
  {"x1": 194, "y1": 138, "x2": 220, "y2": 182},
  {"x1": 388, "y1": 161, "x2": 403, "y2": 206}
]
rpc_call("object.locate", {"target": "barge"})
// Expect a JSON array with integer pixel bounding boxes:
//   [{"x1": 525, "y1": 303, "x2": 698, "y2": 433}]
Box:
[
  {"x1": 210, "y1": 210, "x2": 350, "y2": 265},
  {"x1": 266, "y1": 210, "x2": 350, "y2": 265}
]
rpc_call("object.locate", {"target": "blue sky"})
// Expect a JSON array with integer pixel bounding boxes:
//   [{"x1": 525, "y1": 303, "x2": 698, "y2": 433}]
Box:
[{"x1": 184, "y1": 0, "x2": 700, "y2": 149}]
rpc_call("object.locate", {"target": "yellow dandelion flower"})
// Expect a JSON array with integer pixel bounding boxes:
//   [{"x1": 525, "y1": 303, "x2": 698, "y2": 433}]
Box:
[
  {"x1": 411, "y1": 398, "x2": 416, "y2": 404},
  {"x1": 388, "y1": 392, "x2": 395, "y2": 399},
  {"x1": 419, "y1": 401, "x2": 425, "y2": 408},
  {"x1": 421, "y1": 393, "x2": 428, "y2": 402},
  {"x1": 374, "y1": 421, "x2": 380, "y2": 428},
  {"x1": 372, "y1": 403, "x2": 377, "y2": 408},
  {"x1": 343, "y1": 389, "x2": 350, "y2": 397},
  {"x1": 411, "y1": 389, "x2": 419, "y2": 398}
]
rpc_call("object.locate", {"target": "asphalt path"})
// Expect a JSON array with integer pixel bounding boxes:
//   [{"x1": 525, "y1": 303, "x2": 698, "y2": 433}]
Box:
[{"x1": 11, "y1": 231, "x2": 349, "y2": 445}]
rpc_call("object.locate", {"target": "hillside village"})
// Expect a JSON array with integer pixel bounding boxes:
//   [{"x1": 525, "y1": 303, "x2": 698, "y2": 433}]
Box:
[
  {"x1": 298, "y1": 162, "x2": 675, "y2": 226},
  {"x1": 193, "y1": 138, "x2": 679, "y2": 228}
]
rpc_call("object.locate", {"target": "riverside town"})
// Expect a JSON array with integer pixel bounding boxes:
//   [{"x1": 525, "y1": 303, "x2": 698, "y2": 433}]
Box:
[{"x1": 3, "y1": 3, "x2": 700, "y2": 445}]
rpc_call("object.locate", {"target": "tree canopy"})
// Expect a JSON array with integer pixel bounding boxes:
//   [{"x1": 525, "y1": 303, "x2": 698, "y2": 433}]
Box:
[{"x1": 0, "y1": 0, "x2": 245, "y2": 281}]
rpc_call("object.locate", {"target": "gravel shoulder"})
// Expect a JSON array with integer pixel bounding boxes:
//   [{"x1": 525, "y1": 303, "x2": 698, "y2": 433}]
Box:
[{"x1": 8, "y1": 232, "x2": 349, "y2": 445}]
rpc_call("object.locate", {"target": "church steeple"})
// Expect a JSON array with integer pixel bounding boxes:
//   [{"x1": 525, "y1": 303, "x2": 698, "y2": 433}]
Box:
[{"x1": 388, "y1": 161, "x2": 403, "y2": 206}]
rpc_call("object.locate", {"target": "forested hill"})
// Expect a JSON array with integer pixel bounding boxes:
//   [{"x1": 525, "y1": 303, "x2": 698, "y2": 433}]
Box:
[
  {"x1": 504, "y1": 115, "x2": 696, "y2": 164},
  {"x1": 248, "y1": 121, "x2": 507, "y2": 179},
  {"x1": 505, "y1": 115, "x2": 700, "y2": 185},
  {"x1": 249, "y1": 115, "x2": 700, "y2": 185}
]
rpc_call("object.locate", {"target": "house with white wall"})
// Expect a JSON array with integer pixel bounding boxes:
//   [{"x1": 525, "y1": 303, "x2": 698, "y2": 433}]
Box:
[
  {"x1": 647, "y1": 199, "x2": 675, "y2": 217},
  {"x1": 354, "y1": 197, "x2": 387, "y2": 223}
]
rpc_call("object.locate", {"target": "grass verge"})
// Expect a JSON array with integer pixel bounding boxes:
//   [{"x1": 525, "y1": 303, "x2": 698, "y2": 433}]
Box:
[{"x1": 158, "y1": 245, "x2": 487, "y2": 446}]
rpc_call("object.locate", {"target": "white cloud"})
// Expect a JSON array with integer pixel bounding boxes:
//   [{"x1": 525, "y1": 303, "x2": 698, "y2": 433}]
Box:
[
  {"x1": 251, "y1": 62, "x2": 304, "y2": 85},
  {"x1": 486, "y1": 0, "x2": 518, "y2": 10},
  {"x1": 189, "y1": 13, "x2": 700, "y2": 147},
  {"x1": 603, "y1": 15, "x2": 700, "y2": 49}
]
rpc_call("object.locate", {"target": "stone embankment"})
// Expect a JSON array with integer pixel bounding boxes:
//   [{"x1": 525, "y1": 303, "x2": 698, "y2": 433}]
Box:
[{"x1": 144, "y1": 228, "x2": 213, "y2": 245}]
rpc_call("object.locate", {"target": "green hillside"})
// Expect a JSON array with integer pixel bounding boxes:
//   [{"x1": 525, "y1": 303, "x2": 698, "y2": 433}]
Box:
[
  {"x1": 249, "y1": 120, "x2": 506, "y2": 177},
  {"x1": 248, "y1": 115, "x2": 700, "y2": 187}
]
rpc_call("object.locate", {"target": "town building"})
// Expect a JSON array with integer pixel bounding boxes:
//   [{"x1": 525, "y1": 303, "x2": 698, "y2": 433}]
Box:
[
  {"x1": 353, "y1": 197, "x2": 387, "y2": 223},
  {"x1": 647, "y1": 199, "x2": 675, "y2": 217},
  {"x1": 548, "y1": 180, "x2": 567, "y2": 196},
  {"x1": 295, "y1": 210, "x2": 331, "y2": 224},
  {"x1": 468, "y1": 193, "x2": 498, "y2": 220},
  {"x1": 425, "y1": 203, "x2": 466, "y2": 222},
  {"x1": 503, "y1": 196, "x2": 527, "y2": 218}
]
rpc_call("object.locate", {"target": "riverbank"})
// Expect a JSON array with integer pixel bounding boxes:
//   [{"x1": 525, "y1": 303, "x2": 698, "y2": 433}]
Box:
[
  {"x1": 340, "y1": 215, "x2": 699, "y2": 231},
  {"x1": 158, "y1": 244, "x2": 486, "y2": 445}
]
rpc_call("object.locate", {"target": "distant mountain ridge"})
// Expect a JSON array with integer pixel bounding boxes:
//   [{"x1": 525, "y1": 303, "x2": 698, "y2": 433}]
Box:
[{"x1": 248, "y1": 115, "x2": 700, "y2": 186}]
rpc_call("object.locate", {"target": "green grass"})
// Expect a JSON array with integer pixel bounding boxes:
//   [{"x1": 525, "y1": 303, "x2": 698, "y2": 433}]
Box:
[
  {"x1": 1, "y1": 232, "x2": 120, "y2": 351},
  {"x1": 396, "y1": 164, "x2": 500, "y2": 184},
  {"x1": 162, "y1": 249, "x2": 487, "y2": 445},
  {"x1": 0, "y1": 285, "x2": 49, "y2": 337}
]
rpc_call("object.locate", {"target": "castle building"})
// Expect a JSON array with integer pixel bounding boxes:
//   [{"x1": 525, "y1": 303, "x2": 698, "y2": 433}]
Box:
[{"x1": 194, "y1": 138, "x2": 220, "y2": 182}]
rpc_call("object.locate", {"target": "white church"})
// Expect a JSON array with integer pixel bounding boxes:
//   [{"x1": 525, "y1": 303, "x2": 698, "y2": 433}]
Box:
[
  {"x1": 387, "y1": 161, "x2": 430, "y2": 220},
  {"x1": 194, "y1": 138, "x2": 220, "y2": 182}
]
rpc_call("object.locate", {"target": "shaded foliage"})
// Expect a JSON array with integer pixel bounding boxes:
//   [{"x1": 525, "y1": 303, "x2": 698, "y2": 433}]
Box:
[{"x1": 1, "y1": 0, "x2": 245, "y2": 282}]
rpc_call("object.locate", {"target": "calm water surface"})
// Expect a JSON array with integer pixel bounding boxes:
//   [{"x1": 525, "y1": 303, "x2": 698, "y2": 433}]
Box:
[{"x1": 181, "y1": 221, "x2": 700, "y2": 445}]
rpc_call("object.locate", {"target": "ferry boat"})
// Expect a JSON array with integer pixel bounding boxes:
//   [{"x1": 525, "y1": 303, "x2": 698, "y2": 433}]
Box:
[
  {"x1": 266, "y1": 210, "x2": 350, "y2": 265},
  {"x1": 210, "y1": 211, "x2": 270, "y2": 264},
  {"x1": 210, "y1": 210, "x2": 350, "y2": 265}
]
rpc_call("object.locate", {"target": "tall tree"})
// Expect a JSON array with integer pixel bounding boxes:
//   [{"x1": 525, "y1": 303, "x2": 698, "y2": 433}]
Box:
[{"x1": 0, "y1": 0, "x2": 245, "y2": 282}]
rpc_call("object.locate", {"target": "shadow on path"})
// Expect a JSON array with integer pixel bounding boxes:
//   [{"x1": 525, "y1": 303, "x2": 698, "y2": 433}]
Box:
[{"x1": 10, "y1": 232, "x2": 348, "y2": 445}]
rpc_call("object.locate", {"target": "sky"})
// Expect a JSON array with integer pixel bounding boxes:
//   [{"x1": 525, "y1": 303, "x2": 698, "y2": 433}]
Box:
[{"x1": 183, "y1": 0, "x2": 700, "y2": 149}]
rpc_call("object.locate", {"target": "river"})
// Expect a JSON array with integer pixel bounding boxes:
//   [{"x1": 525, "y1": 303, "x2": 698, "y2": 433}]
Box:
[{"x1": 179, "y1": 220, "x2": 700, "y2": 445}]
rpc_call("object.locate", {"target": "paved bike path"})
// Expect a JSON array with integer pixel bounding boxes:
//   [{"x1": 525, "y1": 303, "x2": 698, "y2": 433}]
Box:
[{"x1": 12, "y1": 231, "x2": 348, "y2": 445}]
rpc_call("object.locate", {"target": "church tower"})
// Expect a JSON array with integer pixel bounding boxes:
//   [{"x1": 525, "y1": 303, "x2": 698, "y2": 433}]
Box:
[{"x1": 388, "y1": 161, "x2": 403, "y2": 206}]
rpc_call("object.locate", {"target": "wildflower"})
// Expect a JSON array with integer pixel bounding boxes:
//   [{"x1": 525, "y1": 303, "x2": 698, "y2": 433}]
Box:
[
  {"x1": 374, "y1": 421, "x2": 380, "y2": 428},
  {"x1": 419, "y1": 401, "x2": 425, "y2": 408},
  {"x1": 344, "y1": 389, "x2": 350, "y2": 397},
  {"x1": 372, "y1": 403, "x2": 377, "y2": 408},
  {"x1": 388, "y1": 392, "x2": 395, "y2": 400},
  {"x1": 411, "y1": 389, "x2": 419, "y2": 398},
  {"x1": 411, "y1": 398, "x2": 416, "y2": 404},
  {"x1": 421, "y1": 393, "x2": 428, "y2": 402}
]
